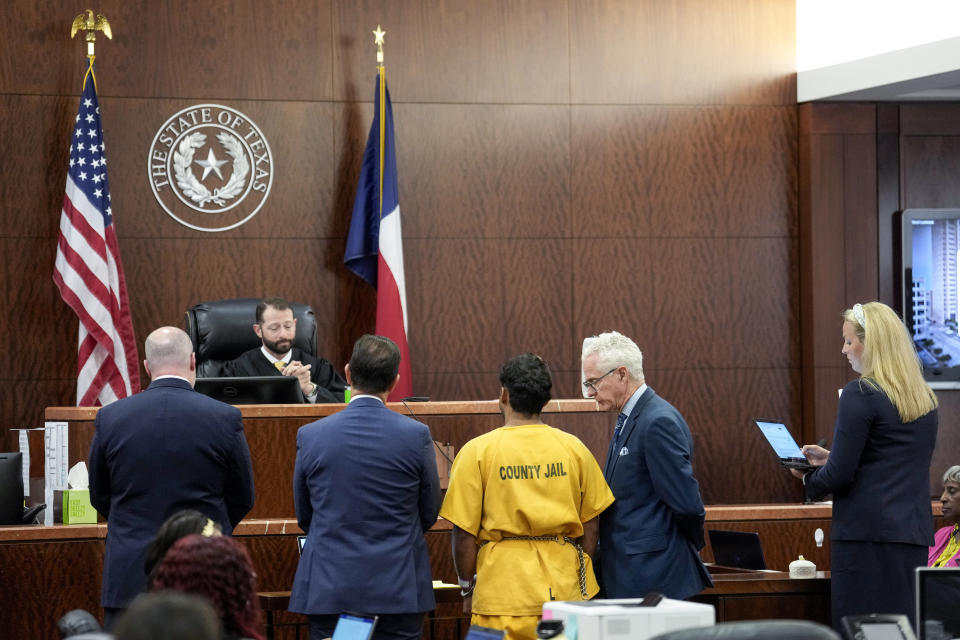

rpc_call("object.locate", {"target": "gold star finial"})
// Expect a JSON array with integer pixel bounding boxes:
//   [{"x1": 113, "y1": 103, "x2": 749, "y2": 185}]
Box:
[{"x1": 372, "y1": 25, "x2": 385, "y2": 65}]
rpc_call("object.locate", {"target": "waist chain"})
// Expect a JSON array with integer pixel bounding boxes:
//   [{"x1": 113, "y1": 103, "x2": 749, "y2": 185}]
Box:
[{"x1": 480, "y1": 535, "x2": 587, "y2": 597}]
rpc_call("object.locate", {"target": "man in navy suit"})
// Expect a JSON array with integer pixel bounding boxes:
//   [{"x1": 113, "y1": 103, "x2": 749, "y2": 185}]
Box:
[
  {"x1": 289, "y1": 334, "x2": 441, "y2": 640},
  {"x1": 581, "y1": 331, "x2": 711, "y2": 600},
  {"x1": 89, "y1": 326, "x2": 255, "y2": 628}
]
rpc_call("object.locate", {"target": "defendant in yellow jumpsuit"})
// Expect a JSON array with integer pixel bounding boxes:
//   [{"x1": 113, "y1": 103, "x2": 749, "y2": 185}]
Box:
[{"x1": 440, "y1": 353, "x2": 615, "y2": 640}]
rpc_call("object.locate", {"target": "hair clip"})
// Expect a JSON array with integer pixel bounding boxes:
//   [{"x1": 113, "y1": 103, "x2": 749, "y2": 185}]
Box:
[
  {"x1": 852, "y1": 303, "x2": 866, "y2": 328},
  {"x1": 201, "y1": 519, "x2": 217, "y2": 537}
]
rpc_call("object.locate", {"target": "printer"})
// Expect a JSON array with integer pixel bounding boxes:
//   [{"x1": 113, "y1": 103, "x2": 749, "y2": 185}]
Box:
[{"x1": 542, "y1": 597, "x2": 715, "y2": 640}]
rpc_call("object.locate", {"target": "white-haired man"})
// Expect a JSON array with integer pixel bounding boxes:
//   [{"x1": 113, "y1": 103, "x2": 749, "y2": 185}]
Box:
[{"x1": 581, "y1": 331, "x2": 711, "y2": 599}]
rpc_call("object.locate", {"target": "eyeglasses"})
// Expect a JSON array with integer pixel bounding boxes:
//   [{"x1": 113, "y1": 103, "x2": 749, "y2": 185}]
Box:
[
  {"x1": 582, "y1": 368, "x2": 617, "y2": 393},
  {"x1": 259, "y1": 321, "x2": 296, "y2": 333}
]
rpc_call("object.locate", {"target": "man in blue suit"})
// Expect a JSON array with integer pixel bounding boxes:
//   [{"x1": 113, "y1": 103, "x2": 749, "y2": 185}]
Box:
[
  {"x1": 89, "y1": 326, "x2": 255, "y2": 628},
  {"x1": 581, "y1": 331, "x2": 711, "y2": 600},
  {"x1": 290, "y1": 334, "x2": 441, "y2": 640}
]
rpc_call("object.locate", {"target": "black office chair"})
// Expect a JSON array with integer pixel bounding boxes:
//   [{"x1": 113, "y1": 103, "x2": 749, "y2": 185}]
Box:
[
  {"x1": 649, "y1": 620, "x2": 841, "y2": 640},
  {"x1": 184, "y1": 298, "x2": 317, "y2": 377}
]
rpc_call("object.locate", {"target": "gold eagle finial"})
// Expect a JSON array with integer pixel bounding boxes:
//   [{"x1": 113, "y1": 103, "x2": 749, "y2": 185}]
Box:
[{"x1": 71, "y1": 10, "x2": 113, "y2": 56}]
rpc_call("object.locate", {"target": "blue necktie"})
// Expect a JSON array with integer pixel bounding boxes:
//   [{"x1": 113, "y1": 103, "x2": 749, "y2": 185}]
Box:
[{"x1": 614, "y1": 413, "x2": 627, "y2": 448}]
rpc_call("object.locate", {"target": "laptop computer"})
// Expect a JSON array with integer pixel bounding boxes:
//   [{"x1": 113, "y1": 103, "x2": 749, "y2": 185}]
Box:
[
  {"x1": 754, "y1": 419, "x2": 817, "y2": 471},
  {"x1": 916, "y1": 566, "x2": 960, "y2": 640},
  {"x1": 332, "y1": 613, "x2": 378, "y2": 640},
  {"x1": 708, "y1": 529, "x2": 767, "y2": 570},
  {"x1": 194, "y1": 376, "x2": 304, "y2": 404}
]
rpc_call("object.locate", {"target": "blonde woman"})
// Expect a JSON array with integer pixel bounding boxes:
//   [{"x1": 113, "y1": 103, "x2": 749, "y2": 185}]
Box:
[{"x1": 796, "y1": 302, "x2": 939, "y2": 632}]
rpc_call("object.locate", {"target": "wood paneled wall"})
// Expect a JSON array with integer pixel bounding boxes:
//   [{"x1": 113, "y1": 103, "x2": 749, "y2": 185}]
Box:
[
  {"x1": 0, "y1": 1, "x2": 798, "y2": 504},
  {"x1": 799, "y1": 102, "x2": 960, "y2": 494}
]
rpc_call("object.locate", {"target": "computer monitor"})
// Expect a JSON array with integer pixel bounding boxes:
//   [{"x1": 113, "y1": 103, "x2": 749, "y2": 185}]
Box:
[
  {"x1": 193, "y1": 376, "x2": 304, "y2": 404},
  {"x1": 0, "y1": 452, "x2": 24, "y2": 525},
  {"x1": 916, "y1": 567, "x2": 960, "y2": 640}
]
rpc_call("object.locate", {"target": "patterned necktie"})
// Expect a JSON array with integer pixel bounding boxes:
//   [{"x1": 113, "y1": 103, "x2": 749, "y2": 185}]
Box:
[
  {"x1": 274, "y1": 360, "x2": 285, "y2": 372},
  {"x1": 614, "y1": 413, "x2": 627, "y2": 447}
]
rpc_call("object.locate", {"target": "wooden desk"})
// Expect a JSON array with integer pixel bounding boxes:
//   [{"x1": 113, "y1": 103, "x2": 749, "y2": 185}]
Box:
[
  {"x1": 0, "y1": 510, "x2": 849, "y2": 640},
  {"x1": 41, "y1": 400, "x2": 612, "y2": 520},
  {"x1": 694, "y1": 569, "x2": 831, "y2": 625},
  {"x1": 258, "y1": 586, "x2": 462, "y2": 640}
]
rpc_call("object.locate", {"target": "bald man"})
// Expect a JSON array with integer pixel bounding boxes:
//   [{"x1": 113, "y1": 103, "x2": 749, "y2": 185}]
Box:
[{"x1": 89, "y1": 327, "x2": 255, "y2": 628}]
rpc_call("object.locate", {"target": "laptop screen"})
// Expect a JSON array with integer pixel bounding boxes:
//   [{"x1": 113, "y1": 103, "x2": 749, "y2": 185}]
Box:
[
  {"x1": 917, "y1": 567, "x2": 960, "y2": 640},
  {"x1": 708, "y1": 529, "x2": 767, "y2": 570},
  {"x1": 332, "y1": 614, "x2": 377, "y2": 640},
  {"x1": 465, "y1": 626, "x2": 506, "y2": 640},
  {"x1": 755, "y1": 419, "x2": 805, "y2": 460}
]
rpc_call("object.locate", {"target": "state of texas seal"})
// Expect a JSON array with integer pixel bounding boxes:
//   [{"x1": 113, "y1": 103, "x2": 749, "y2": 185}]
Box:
[{"x1": 148, "y1": 104, "x2": 273, "y2": 232}]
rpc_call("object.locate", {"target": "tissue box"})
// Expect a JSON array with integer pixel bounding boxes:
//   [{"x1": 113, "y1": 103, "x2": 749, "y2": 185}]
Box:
[{"x1": 62, "y1": 489, "x2": 97, "y2": 524}]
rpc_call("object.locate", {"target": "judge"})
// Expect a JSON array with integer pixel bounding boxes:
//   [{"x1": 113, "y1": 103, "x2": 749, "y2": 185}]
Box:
[{"x1": 224, "y1": 296, "x2": 347, "y2": 403}]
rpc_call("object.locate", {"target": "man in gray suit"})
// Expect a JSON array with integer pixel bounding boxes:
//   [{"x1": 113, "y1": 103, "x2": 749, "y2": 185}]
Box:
[
  {"x1": 289, "y1": 334, "x2": 441, "y2": 640},
  {"x1": 581, "y1": 331, "x2": 711, "y2": 600}
]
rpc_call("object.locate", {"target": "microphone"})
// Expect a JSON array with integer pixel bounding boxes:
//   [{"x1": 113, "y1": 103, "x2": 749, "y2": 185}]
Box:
[{"x1": 400, "y1": 397, "x2": 454, "y2": 466}]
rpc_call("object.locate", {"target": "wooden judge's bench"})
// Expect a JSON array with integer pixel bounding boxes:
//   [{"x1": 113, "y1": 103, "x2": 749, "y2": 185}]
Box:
[{"x1": 0, "y1": 401, "x2": 881, "y2": 639}]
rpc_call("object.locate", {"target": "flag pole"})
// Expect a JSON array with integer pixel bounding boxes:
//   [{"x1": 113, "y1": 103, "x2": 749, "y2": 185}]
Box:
[
  {"x1": 373, "y1": 25, "x2": 386, "y2": 221},
  {"x1": 57, "y1": 9, "x2": 140, "y2": 405}
]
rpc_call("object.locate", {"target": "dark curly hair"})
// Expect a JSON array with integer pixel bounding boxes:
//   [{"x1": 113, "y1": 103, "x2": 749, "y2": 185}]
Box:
[
  {"x1": 144, "y1": 510, "x2": 221, "y2": 580},
  {"x1": 149, "y1": 534, "x2": 264, "y2": 640},
  {"x1": 499, "y1": 353, "x2": 552, "y2": 415}
]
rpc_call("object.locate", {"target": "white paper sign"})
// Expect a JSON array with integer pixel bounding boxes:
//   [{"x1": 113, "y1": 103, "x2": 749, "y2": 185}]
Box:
[
  {"x1": 43, "y1": 421, "x2": 68, "y2": 525},
  {"x1": 18, "y1": 429, "x2": 29, "y2": 497}
]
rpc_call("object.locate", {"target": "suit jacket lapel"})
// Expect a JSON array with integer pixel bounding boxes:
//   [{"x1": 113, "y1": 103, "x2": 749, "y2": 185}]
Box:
[{"x1": 605, "y1": 387, "x2": 655, "y2": 480}]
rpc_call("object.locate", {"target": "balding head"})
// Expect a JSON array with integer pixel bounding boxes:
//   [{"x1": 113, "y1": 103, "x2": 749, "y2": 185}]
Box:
[{"x1": 144, "y1": 327, "x2": 196, "y2": 384}]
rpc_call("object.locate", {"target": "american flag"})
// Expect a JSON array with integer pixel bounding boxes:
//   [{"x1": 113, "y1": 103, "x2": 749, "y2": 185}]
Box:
[{"x1": 53, "y1": 61, "x2": 140, "y2": 406}]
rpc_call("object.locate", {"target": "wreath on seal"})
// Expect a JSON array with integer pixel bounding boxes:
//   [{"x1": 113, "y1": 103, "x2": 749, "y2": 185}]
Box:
[{"x1": 173, "y1": 132, "x2": 250, "y2": 208}]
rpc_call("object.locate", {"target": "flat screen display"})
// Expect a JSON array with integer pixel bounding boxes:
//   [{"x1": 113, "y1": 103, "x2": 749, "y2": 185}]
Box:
[
  {"x1": 917, "y1": 567, "x2": 960, "y2": 640},
  {"x1": 194, "y1": 376, "x2": 303, "y2": 404},
  {"x1": 860, "y1": 622, "x2": 911, "y2": 640},
  {"x1": 900, "y1": 208, "x2": 960, "y2": 388},
  {"x1": 0, "y1": 452, "x2": 23, "y2": 525}
]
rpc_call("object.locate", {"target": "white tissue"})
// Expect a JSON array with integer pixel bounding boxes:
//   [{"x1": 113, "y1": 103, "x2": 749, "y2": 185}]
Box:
[{"x1": 67, "y1": 461, "x2": 89, "y2": 490}]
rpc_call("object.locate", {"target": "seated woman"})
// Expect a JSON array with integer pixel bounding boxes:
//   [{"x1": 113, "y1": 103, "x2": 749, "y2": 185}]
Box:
[
  {"x1": 930, "y1": 465, "x2": 960, "y2": 567},
  {"x1": 149, "y1": 534, "x2": 264, "y2": 640}
]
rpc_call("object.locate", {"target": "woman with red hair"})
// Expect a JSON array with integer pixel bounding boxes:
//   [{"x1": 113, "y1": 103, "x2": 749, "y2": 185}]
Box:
[{"x1": 150, "y1": 534, "x2": 264, "y2": 640}]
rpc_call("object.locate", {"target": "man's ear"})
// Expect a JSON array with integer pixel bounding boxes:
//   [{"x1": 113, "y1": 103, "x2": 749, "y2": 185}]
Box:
[
  {"x1": 499, "y1": 387, "x2": 509, "y2": 405},
  {"x1": 253, "y1": 323, "x2": 263, "y2": 339},
  {"x1": 386, "y1": 373, "x2": 401, "y2": 395},
  {"x1": 143, "y1": 360, "x2": 151, "y2": 379},
  {"x1": 344, "y1": 363, "x2": 353, "y2": 387},
  {"x1": 189, "y1": 352, "x2": 196, "y2": 372}
]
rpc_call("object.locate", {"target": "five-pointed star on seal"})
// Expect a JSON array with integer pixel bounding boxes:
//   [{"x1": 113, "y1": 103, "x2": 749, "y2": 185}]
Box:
[
  {"x1": 195, "y1": 147, "x2": 229, "y2": 181},
  {"x1": 373, "y1": 25, "x2": 385, "y2": 45}
]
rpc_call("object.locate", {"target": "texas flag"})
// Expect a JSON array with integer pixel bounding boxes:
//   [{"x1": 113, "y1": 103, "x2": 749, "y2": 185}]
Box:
[{"x1": 344, "y1": 67, "x2": 412, "y2": 401}]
